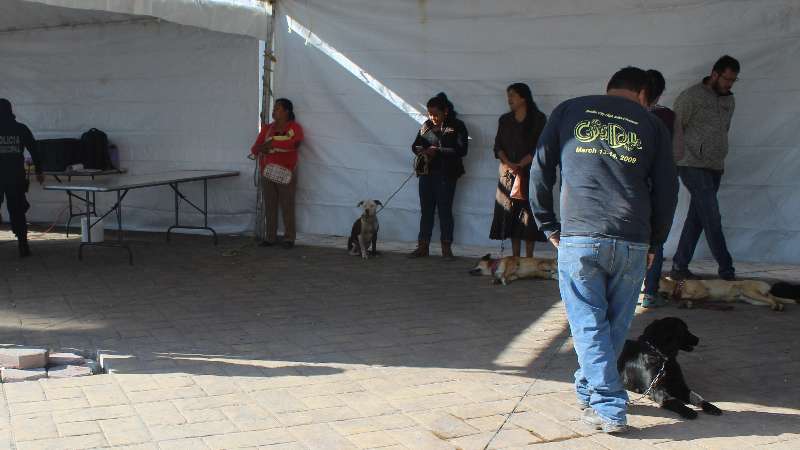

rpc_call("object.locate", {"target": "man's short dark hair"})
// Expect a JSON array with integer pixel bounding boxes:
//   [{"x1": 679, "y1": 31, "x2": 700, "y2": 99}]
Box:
[
  {"x1": 712, "y1": 55, "x2": 740, "y2": 74},
  {"x1": 606, "y1": 66, "x2": 648, "y2": 94}
]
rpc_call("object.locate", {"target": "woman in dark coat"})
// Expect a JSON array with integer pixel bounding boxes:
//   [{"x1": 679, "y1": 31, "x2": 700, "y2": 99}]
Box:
[
  {"x1": 408, "y1": 92, "x2": 469, "y2": 259},
  {"x1": 490, "y1": 83, "x2": 547, "y2": 257}
]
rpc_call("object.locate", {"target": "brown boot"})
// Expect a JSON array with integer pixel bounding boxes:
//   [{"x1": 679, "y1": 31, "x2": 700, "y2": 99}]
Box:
[
  {"x1": 441, "y1": 240, "x2": 455, "y2": 260},
  {"x1": 407, "y1": 240, "x2": 429, "y2": 258}
]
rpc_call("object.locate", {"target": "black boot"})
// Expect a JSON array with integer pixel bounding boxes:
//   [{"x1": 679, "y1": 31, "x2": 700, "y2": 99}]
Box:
[{"x1": 18, "y1": 237, "x2": 31, "y2": 258}]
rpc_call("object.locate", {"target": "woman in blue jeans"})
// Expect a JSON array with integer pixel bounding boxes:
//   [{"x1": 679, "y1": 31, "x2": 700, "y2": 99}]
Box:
[
  {"x1": 641, "y1": 70, "x2": 684, "y2": 307},
  {"x1": 408, "y1": 93, "x2": 469, "y2": 259}
]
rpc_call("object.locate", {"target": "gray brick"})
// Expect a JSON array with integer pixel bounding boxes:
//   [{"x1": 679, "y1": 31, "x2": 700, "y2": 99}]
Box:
[
  {"x1": 0, "y1": 348, "x2": 47, "y2": 370},
  {"x1": 1, "y1": 368, "x2": 47, "y2": 383},
  {"x1": 47, "y1": 365, "x2": 93, "y2": 379}
]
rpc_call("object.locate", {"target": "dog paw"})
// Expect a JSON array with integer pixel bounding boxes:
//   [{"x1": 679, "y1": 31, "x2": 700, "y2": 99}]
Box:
[
  {"x1": 681, "y1": 409, "x2": 699, "y2": 420},
  {"x1": 772, "y1": 303, "x2": 785, "y2": 312}
]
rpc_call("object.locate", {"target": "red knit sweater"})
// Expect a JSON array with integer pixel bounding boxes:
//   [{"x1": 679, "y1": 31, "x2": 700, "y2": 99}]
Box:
[{"x1": 250, "y1": 121, "x2": 304, "y2": 171}]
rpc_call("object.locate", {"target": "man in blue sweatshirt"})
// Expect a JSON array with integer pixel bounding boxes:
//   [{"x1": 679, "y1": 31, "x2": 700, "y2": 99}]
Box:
[{"x1": 530, "y1": 67, "x2": 678, "y2": 433}]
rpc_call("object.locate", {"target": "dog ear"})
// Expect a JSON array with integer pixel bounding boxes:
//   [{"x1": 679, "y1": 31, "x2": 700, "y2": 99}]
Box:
[
  {"x1": 481, "y1": 253, "x2": 491, "y2": 260},
  {"x1": 357, "y1": 200, "x2": 364, "y2": 207},
  {"x1": 374, "y1": 200, "x2": 383, "y2": 206}
]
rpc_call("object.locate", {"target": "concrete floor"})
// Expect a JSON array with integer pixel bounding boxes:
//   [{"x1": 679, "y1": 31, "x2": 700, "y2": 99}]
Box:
[{"x1": 0, "y1": 228, "x2": 797, "y2": 449}]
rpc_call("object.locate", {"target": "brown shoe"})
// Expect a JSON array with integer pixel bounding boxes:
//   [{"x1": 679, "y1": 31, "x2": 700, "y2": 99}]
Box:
[
  {"x1": 441, "y1": 240, "x2": 455, "y2": 260},
  {"x1": 407, "y1": 240, "x2": 429, "y2": 258}
]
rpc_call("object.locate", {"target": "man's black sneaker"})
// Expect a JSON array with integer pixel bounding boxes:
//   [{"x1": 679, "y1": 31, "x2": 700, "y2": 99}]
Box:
[
  {"x1": 670, "y1": 269, "x2": 700, "y2": 281},
  {"x1": 18, "y1": 239, "x2": 31, "y2": 258}
]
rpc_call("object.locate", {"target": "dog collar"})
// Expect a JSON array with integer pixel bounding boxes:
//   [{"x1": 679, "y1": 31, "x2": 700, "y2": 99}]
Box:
[
  {"x1": 672, "y1": 280, "x2": 686, "y2": 300},
  {"x1": 640, "y1": 339, "x2": 669, "y2": 361}
]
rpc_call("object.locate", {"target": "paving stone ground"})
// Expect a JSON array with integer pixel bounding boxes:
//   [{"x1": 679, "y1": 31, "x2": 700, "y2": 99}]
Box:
[{"x1": 0, "y1": 227, "x2": 798, "y2": 449}]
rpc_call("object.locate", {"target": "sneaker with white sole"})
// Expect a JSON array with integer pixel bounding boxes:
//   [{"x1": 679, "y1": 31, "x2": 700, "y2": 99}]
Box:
[{"x1": 582, "y1": 408, "x2": 629, "y2": 434}]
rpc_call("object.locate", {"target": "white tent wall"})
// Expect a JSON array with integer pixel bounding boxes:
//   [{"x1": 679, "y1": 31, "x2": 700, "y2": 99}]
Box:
[
  {"x1": 275, "y1": 0, "x2": 800, "y2": 264},
  {"x1": 1, "y1": 15, "x2": 261, "y2": 234}
]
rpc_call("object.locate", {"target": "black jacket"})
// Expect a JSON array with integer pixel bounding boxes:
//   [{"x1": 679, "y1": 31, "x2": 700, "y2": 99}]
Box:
[
  {"x1": 0, "y1": 118, "x2": 39, "y2": 184},
  {"x1": 411, "y1": 118, "x2": 469, "y2": 179}
]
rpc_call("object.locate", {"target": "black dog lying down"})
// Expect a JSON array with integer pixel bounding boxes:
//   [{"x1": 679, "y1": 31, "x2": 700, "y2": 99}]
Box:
[{"x1": 618, "y1": 317, "x2": 722, "y2": 419}]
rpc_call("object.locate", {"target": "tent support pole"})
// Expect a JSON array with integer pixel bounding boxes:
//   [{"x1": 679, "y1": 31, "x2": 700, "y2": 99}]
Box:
[{"x1": 255, "y1": 0, "x2": 277, "y2": 242}]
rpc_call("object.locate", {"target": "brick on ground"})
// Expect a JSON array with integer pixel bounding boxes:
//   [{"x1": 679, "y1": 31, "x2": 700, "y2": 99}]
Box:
[
  {"x1": 1, "y1": 367, "x2": 47, "y2": 383},
  {"x1": 48, "y1": 365, "x2": 93, "y2": 379},
  {"x1": 0, "y1": 348, "x2": 48, "y2": 369},
  {"x1": 47, "y1": 352, "x2": 86, "y2": 366}
]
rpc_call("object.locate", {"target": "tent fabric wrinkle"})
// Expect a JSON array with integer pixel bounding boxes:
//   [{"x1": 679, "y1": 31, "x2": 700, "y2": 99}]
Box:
[{"x1": 8, "y1": 0, "x2": 271, "y2": 38}]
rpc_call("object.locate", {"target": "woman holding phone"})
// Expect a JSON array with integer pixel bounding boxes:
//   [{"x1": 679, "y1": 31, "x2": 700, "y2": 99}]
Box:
[{"x1": 408, "y1": 92, "x2": 469, "y2": 259}]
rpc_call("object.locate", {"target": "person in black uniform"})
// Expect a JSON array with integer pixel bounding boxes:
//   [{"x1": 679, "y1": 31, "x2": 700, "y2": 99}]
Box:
[{"x1": 0, "y1": 98, "x2": 43, "y2": 257}]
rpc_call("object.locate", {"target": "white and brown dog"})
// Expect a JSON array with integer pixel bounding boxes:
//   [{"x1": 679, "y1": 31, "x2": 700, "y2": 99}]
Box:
[
  {"x1": 348, "y1": 200, "x2": 381, "y2": 259},
  {"x1": 469, "y1": 254, "x2": 558, "y2": 285},
  {"x1": 658, "y1": 276, "x2": 797, "y2": 311}
]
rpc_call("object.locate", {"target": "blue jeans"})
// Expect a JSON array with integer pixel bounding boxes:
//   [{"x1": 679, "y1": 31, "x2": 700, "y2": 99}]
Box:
[
  {"x1": 672, "y1": 167, "x2": 734, "y2": 278},
  {"x1": 558, "y1": 235, "x2": 649, "y2": 425},
  {"x1": 418, "y1": 172, "x2": 457, "y2": 242},
  {"x1": 642, "y1": 245, "x2": 663, "y2": 297}
]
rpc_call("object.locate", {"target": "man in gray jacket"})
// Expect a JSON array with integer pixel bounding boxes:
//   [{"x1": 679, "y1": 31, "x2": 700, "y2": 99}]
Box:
[{"x1": 671, "y1": 55, "x2": 740, "y2": 280}]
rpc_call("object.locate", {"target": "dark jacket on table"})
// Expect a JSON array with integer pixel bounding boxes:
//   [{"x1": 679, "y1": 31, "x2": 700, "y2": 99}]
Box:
[{"x1": 411, "y1": 118, "x2": 469, "y2": 179}]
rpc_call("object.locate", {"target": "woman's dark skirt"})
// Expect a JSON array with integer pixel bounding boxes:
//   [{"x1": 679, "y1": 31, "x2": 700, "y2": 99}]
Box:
[{"x1": 489, "y1": 165, "x2": 546, "y2": 242}]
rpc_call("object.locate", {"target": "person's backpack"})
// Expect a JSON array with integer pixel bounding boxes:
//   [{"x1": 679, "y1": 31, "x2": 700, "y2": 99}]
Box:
[{"x1": 79, "y1": 128, "x2": 112, "y2": 170}]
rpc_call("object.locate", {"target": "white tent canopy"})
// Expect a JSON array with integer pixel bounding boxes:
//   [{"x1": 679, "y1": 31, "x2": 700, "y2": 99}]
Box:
[
  {"x1": 2, "y1": 0, "x2": 800, "y2": 264},
  {"x1": 1, "y1": 0, "x2": 264, "y2": 235},
  {"x1": 4, "y1": 0, "x2": 271, "y2": 38}
]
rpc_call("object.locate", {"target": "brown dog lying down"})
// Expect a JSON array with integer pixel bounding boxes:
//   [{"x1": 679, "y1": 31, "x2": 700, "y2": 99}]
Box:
[
  {"x1": 658, "y1": 276, "x2": 797, "y2": 311},
  {"x1": 469, "y1": 254, "x2": 557, "y2": 285}
]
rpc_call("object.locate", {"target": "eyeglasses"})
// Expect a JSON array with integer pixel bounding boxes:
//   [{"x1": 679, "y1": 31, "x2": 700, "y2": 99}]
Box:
[{"x1": 719, "y1": 74, "x2": 738, "y2": 83}]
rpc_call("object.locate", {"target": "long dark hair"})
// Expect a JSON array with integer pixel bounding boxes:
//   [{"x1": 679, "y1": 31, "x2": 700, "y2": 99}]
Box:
[
  {"x1": 274, "y1": 98, "x2": 295, "y2": 121},
  {"x1": 507, "y1": 82, "x2": 540, "y2": 128},
  {"x1": 426, "y1": 92, "x2": 458, "y2": 120},
  {"x1": 0, "y1": 98, "x2": 15, "y2": 121},
  {"x1": 645, "y1": 69, "x2": 666, "y2": 105}
]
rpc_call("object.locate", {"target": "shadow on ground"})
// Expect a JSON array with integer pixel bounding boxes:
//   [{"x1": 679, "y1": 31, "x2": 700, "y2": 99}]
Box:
[{"x1": 1, "y1": 228, "x2": 798, "y2": 444}]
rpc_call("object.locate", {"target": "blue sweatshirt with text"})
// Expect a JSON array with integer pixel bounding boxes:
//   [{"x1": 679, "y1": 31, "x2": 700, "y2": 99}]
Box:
[{"x1": 530, "y1": 95, "x2": 678, "y2": 250}]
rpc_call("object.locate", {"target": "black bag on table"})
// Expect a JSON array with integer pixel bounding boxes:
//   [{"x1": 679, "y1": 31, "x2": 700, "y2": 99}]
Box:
[
  {"x1": 37, "y1": 138, "x2": 81, "y2": 172},
  {"x1": 79, "y1": 128, "x2": 112, "y2": 170}
]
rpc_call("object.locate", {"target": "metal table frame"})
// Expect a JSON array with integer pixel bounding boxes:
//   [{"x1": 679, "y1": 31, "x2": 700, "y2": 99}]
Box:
[
  {"x1": 42, "y1": 169, "x2": 126, "y2": 236},
  {"x1": 44, "y1": 170, "x2": 239, "y2": 264}
]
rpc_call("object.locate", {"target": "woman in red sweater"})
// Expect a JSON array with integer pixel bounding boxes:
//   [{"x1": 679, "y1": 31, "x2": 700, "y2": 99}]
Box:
[{"x1": 250, "y1": 98, "x2": 304, "y2": 248}]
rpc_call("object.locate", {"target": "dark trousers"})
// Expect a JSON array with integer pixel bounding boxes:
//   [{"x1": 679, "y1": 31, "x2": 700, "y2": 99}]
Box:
[
  {"x1": 643, "y1": 245, "x2": 664, "y2": 296},
  {"x1": 672, "y1": 167, "x2": 734, "y2": 277},
  {"x1": 418, "y1": 172, "x2": 457, "y2": 242},
  {"x1": 0, "y1": 183, "x2": 29, "y2": 239}
]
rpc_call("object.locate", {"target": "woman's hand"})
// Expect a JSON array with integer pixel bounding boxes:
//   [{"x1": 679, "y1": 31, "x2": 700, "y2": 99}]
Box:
[
  {"x1": 424, "y1": 146, "x2": 438, "y2": 157},
  {"x1": 503, "y1": 161, "x2": 521, "y2": 174},
  {"x1": 255, "y1": 141, "x2": 273, "y2": 154}
]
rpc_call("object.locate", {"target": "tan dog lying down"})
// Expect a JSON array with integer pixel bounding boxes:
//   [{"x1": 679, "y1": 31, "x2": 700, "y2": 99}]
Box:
[
  {"x1": 658, "y1": 277, "x2": 797, "y2": 311},
  {"x1": 469, "y1": 254, "x2": 557, "y2": 285}
]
